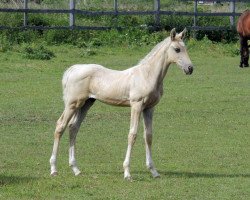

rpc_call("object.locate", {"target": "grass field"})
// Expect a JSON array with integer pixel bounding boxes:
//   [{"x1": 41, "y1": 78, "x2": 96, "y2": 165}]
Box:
[{"x1": 0, "y1": 40, "x2": 250, "y2": 199}]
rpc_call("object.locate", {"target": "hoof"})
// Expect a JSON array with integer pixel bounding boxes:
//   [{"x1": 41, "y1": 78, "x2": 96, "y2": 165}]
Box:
[
  {"x1": 124, "y1": 170, "x2": 132, "y2": 181},
  {"x1": 150, "y1": 168, "x2": 160, "y2": 178},
  {"x1": 124, "y1": 176, "x2": 133, "y2": 181},
  {"x1": 72, "y1": 166, "x2": 81, "y2": 176},
  {"x1": 74, "y1": 171, "x2": 81, "y2": 176},
  {"x1": 153, "y1": 173, "x2": 161, "y2": 178},
  {"x1": 51, "y1": 171, "x2": 58, "y2": 176}
]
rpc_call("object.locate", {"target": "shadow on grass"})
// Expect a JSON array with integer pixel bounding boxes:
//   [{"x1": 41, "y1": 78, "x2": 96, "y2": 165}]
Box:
[
  {"x1": 160, "y1": 171, "x2": 250, "y2": 178},
  {"x1": 0, "y1": 174, "x2": 37, "y2": 186},
  {"x1": 78, "y1": 169, "x2": 250, "y2": 178}
]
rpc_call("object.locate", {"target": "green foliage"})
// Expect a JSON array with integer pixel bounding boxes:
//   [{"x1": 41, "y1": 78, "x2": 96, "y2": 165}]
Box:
[
  {"x1": 0, "y1": 13, "x2": 23, "y2": 27},
  {"x1": 0, "y1": 1, "x2": 241, "y2": 45},
  {"x1": 187, "y1": 36, "x2": 240, "y2": 57},
  {"x1": 44, "y1": 30, "x2": 73, "y2": 45},
  {"x1": 193, "y1": 15, "x2": 238, "y2": 42},
  {"x1": 42, "y1": 27, "x2": 166, "y2": 48},
  {"x1": 0, "y1": 34, "x2": 12, "y2": 52},
  {"x1": 0, "y1": 30, "x2": 41, "y2": 44},
  {"x1": 28, "y1": 14, "x2": 50, "y2": 27},
  {"x1": 22, "y1": 43, "x2": 55, "y2": 60}
]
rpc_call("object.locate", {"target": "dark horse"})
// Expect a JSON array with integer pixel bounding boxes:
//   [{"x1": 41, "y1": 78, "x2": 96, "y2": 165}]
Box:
[{"x1": 237, "y1": 10, "x2": 250, "y2": 68}]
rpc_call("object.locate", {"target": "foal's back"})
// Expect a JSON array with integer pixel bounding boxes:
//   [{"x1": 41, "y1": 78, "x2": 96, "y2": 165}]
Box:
[{"x1": 62, "y1": 64, "x2": 133, "y2": 106}]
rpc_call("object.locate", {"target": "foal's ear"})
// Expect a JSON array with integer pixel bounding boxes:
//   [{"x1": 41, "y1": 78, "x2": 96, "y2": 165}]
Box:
[
  {"x1": 170, "y1": 28, "x2": 176, "y2": 41},
  {"x1": 178, "y1": 28, "x2": 187, "y2": 40}
]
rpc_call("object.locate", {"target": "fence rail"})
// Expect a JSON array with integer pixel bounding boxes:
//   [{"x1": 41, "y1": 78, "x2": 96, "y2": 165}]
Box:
[{"x1": 0, "y1": 0, "x2": 247, "y2": 31}]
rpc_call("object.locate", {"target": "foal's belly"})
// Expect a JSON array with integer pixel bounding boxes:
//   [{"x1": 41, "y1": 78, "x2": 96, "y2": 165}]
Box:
[
  {"x1": 88, "y1": 69, "x2": 132, "y2": 106},
  {"x1": 95, "y1": 96, "x2": 131, "y2": 107},
  {"x1": 89, "y1": 82, "x2": 130, "y2": 106}
]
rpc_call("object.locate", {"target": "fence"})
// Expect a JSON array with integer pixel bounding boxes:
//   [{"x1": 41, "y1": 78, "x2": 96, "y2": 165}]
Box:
[{"x1": 0, "y1": 0, "x2": 248, "y2": 31}]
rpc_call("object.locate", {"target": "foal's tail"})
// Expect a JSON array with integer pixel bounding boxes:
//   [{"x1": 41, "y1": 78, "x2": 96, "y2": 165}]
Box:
[
  {"x1": 62, "y1": 65, "x2": 76, "y2": 105},
  {"x1": 61, "y1": 64, "x2": 95, "y2": 106}
]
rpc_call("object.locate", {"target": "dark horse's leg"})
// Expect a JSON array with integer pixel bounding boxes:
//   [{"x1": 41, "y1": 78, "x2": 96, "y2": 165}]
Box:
[
  {"x1": 244, "y1": 39, "x2": 249, "y2": 67},
  {"x1": 245, "y1": 39, "x2": 249, "y2": 67},
  {"x1": 239, "y1": 36, "x2": 249, "y2": 67}
]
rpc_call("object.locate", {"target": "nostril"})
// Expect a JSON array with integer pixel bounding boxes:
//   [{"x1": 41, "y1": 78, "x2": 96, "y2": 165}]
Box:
[{"x1": 188, "y1": 66, "x2": 193, "y2": 74}]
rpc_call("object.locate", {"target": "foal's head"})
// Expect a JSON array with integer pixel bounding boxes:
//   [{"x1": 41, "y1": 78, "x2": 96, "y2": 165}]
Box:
[{"x1": 167, "y1": 28, "x2": 193, "y2": 75}]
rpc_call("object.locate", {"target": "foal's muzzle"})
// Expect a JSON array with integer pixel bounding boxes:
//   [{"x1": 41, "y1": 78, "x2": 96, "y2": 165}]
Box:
[{"x1": 185, "y1": 65, "x2": 193, "y2": 75}]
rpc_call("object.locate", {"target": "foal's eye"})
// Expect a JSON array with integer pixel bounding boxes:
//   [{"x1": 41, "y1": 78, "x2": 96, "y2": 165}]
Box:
[{"x1": 174, "y1": 48, "x2": 180, "y2": 53}]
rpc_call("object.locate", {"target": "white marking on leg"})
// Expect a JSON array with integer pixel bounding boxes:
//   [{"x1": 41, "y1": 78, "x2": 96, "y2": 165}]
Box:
[
  {"x1": 69, "y1": 145, "x2": 81, "y2": 176},
  {"x1": 50, "y1": 154, "x2": 58, "y2": 176}
]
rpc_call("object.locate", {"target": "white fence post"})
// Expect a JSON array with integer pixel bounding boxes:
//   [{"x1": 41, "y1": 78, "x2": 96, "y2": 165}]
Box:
[
  {"x1": 70, "y1": 0, "x2": 75, "y2": 29},
  {"x1": 230, "y1": 0, "x2": 236, "y2": 27},
  {"x1": 24, "y1": 0, "x2": 28, "y2": 27}
]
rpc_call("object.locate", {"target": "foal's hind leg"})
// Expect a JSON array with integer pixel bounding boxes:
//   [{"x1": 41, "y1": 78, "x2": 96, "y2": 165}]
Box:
[
  {"x1": 68, "y1": 98, "x2": 95, "y2": 176},
  {"x1": 143, "y1": 108, "x2": 160, "y2": 178},
  {"x1": 49, "y1": 103, "x2": 78, "y2": 176}
]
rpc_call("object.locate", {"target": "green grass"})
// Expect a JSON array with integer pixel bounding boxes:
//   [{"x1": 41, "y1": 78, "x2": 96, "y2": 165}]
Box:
[{"x1": 0, "y1": 41, "x2": 250, "y2": 199}]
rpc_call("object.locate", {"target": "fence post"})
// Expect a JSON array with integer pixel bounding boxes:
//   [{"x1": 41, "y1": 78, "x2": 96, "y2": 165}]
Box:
[
  {"x1": 193, "y1": 0, "x2": 198, "y2": 38},
  {"x1": 113, "y1": 0, "x2": 118, "y2": 29},
  {"x1": 69, "y1": 0, "x2": 75, "y2": 29},
  {"x1": 154, "y1": 0, "x2": 160, "y2": 29},
  {"x1": 114, "y1": 0, "x2": 118, "y2": 13},
  {"x1": 23, "y1": 0, "x2": 28, "y2": 27},
  {"x1": 230, "y1": 0, "x2": 236, "y2": 28}
]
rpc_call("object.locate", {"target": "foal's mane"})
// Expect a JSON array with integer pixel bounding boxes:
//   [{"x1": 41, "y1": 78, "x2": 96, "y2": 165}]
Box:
[{"x1": 139, "y1": 37, "x2": 170, "y2": 65}]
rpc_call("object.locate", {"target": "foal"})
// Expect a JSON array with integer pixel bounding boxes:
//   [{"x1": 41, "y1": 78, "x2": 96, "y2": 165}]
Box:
[{"x1": 49, "y1": 28, "x2": 194, "y2": 180}]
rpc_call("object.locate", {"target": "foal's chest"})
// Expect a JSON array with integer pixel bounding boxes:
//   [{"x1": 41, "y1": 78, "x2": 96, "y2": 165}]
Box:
[{"x1": 143, "y1": 86, "x2": 163, "y2": 108}]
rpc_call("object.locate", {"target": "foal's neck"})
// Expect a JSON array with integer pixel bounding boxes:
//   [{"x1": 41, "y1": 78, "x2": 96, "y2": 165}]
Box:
[{"x1": 141, "y1": 47, "x2": 170, "y2": 86}]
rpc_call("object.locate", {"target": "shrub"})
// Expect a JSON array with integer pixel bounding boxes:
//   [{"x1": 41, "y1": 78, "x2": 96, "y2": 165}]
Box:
[
  {"x1": 187, "y1": 35, "x2": 240, "y2": 57},
  {"x1": 44, "y1": 30, "x2": 73, "y2": 45},
  {"x1": 0, "y1": 34, "x2": 12, "y2": 52},
  {"x1": 22, "y1": 44, "x2": 55, "y2": 60}
]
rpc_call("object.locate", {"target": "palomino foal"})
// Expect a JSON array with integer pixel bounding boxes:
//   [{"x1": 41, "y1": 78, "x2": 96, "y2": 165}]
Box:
[{"x1": 50, "y1": 28, "x2": 193, "y2": 180}]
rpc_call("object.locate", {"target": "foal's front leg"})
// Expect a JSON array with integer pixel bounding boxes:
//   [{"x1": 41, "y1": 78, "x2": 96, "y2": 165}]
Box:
[
  {"x1": 143, "y1": 108, "x2": 160, "y2": 178},
  {"x1": 123, "y1": 101, "x2": 143, "y2": 180}
]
